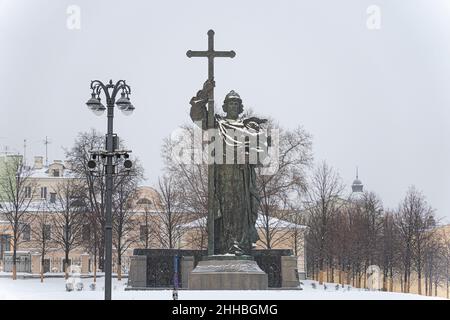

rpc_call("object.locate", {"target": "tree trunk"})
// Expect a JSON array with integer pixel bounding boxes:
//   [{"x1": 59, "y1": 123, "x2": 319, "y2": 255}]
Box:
[
  {"x1": 447, "y1": 277, "x2": 449, "y2": 299},
  {"x1": 12, "y1": 246, "x2": 17, "y2": 280},
  {"x1": 318, "y1": 270, "x2": 323, "y2": 285},
  {"x1": 418, "y1": 274, "x2": 422, "y2": 295},
  {"x1": 93, "y1": 252, "x2": 97, "y2": 283},
  {"x1": 117, "y1": 244, "x2": 122, "y2": 281},
  {"x1": 12, "y1": 264, "x2": 17, "y2": 280},
  {"x1": 64, "y1": 250, "x2": 70, "y2": 280},
  {"x1": 446, "y1": 264, "x2": 449, "y2": 299},
  {"x1": 98, "y1": 243, "x2": 104, "y2": 272},
  {"x1": 406, "y1": 272, "x2": 410, "y2": 293},
  {"x1": 429, "y1": 276, "x2": 432, "y2": 296},
  {"x1": 40, "y1": 256, "x2": 44, "y2": 283}
]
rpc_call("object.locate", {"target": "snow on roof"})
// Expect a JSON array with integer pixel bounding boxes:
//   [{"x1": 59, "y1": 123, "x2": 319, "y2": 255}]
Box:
[
  {"x1": 3, "y1": 251, "x2": 30, "y2": 254},
  {"x1": 0, "y1": 199, "x2": 67, "y2": 212},
  {"x1": 30, "y1": 167, "x2": 77, "y2": 179},
  {"x1": 179, "y1": 214, "x2": 307, "y2": 230}
]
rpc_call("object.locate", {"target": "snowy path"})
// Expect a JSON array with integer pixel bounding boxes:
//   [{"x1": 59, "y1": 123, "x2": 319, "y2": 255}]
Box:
[{"x1": 0, "y1": 277, "x2": 443, "y2": 300}]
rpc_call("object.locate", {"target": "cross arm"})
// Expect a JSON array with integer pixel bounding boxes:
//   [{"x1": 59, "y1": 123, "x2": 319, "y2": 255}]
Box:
[
  {"x1": 213, "y1": 50, "x2": 236, "y2": 58},
  {"x1": 186, "y1": 50, "x2": 208, "y2": 58},
  {"x1": 186, "y1": 50, "x2": 236, "y2": 58}
]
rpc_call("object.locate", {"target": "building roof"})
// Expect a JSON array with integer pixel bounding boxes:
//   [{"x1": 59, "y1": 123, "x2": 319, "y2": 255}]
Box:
[
  {"x1": 0, "y1": 199, "x2": 83, "y2": 212},
  {"x1": 30, "y1": 166, "x2": 77, "y2": 179}
]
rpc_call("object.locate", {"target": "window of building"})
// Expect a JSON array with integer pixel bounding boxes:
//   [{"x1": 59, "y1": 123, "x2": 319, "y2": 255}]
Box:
[
  {"x1": 43, "y1": 224, "x2": 51, "y2": 240},
  {"x1": 50, "y1": 192, "x2": 57, "y2": 203},
  {"x1": 41, "y1": 187, "x2": 47, "y2": 199},
  {"x1": 140, "y1": 225, "x2": 148, "y2": 241},
  {"x1": 25, "y1": 186, "x2": 32, "y2": 198},
  {"x1": 23, "y1": 224, "x2": 31, "y2": 241},
  {"x1": 53, "y1": 169, "x2": 60, "y2": 177},
  {"x1": 0, "y1": 235, "x2": 11, "y2": 260}
]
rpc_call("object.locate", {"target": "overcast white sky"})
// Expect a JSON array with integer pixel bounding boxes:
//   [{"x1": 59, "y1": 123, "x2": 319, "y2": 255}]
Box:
[{"x1": 1, "y1": 0, "x2": 449, "y2": 222}]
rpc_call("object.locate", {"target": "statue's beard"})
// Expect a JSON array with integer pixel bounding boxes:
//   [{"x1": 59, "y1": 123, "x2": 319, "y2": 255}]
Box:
[{"x1": 226, "y1": 112, "x2": 239, "y2": 120}]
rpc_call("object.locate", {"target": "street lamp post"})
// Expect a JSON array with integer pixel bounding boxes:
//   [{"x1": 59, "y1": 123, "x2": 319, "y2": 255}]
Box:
[{"x1": 85, "y1": 79, "x2": 134, "y2": 300}]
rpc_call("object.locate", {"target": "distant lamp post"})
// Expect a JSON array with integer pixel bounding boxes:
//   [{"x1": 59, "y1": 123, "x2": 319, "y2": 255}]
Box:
[{"x1": 85, "y1": 79, "x2": 134, "y2": 300}]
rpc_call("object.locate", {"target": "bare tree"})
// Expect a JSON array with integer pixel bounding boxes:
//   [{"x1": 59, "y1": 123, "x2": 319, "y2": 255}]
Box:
[
  {"x1": 81, "y1": 211, "x2": 99, "y2": 282},
  {"x1": 395, "y1": 186, "x2": 435, "y2": 293},
  {"x1": 65, "y1": 129, "x2": 106, "y2": 271},
  {"x1": 0, "y1": 155, "x2": 35, "y2": 279},
  {"x1": 138, "y1": 202, "x2": 153, "y2": 249},
  {"x1": 305, "y1": 161, "x2": 344, "y2": 283},
  {"x1": 286, "y1": 200, "x2": 308, "y2": 257},
  {"x1": 50, "y1": 179, "x2": 85, "y2": 279},
  {"x1": 358, "y1": 191, "x2": 384, "y2": 288},
  {"x1": 256, "y1": 125, "x2": 312, "y2": 249},
  {"x1": 423, "y1": 231, "x2": 445, "y2": 296},
  {"x1": 154, "y1": 175, "x2": 186, "y2": 249},
  {"x1": 67, "y1": 129, "x2": 145, "y2": 279},
  {"x1": 112, "y1": 160, "x2": 143, "y2": 281},
  {"x1": 396, "y1": 186, "x2": 435, "y2": 294},
  {"x1": 441, "y1": 229, "x2": 450, "y2": 299},
  {"x1": 380, "y1": 210, "x2": 398, "y2": 291},
  {"x1": 161, "y1": 124, "x2": 208, "y2": 248},
  {"x1": 410, "y1": 190, "x2": 435, "y2": 295},
  {"x1": 30, "y1": 201, "x2": 53, "y2": 282}
]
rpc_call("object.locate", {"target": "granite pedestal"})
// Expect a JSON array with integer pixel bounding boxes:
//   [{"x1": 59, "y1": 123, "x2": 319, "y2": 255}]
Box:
[{"x1": 188, "y1": 255, "x2": 268, "y2": 290}]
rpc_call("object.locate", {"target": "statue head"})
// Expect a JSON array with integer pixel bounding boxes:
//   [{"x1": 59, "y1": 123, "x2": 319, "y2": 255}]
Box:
[{"x1": 222, "y1": 90, "x2": 244, "y2": 120}]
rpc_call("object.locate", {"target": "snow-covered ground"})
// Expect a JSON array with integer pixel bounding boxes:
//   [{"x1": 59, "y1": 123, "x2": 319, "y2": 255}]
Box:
[{"x1": 0, "y1": 277, "x2": 443, "y2": 300}]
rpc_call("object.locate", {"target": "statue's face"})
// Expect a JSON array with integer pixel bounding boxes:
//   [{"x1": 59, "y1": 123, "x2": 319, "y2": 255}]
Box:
[{"x1": 226, "y1": 100, "x2": 241, "y2": 120}]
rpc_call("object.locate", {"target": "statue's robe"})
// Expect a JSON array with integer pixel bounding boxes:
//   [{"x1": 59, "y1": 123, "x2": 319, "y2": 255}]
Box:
[{"x1": 190, "y1": 94, "x2": 266, "y2": 255}]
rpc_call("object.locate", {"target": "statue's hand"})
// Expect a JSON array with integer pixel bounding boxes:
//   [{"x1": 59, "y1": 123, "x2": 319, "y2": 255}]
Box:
[
  {"x1": 244, "y1": 117, "x2": 267, "y2": 125},
  {"x1": 243, "y1": 117, "x2": 267, "y2": 132},
  {"x1": 203, "y1": 79, "x2": 215, "y2": 92}
]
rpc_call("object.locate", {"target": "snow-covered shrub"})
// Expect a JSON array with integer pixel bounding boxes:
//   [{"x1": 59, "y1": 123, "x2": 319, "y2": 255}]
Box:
[
  {"x1": 75, "y1": 282, "x2": 84, "y2": 291},
  {"x1": 311, "y1": 283, "x2": 316, "y2": 289},
  {"x1": 89, "y1": 283, "x2": 96, "y2": 291},
  {"x1": 65, "y1": 281, "x2": 74, "y2": 292}
]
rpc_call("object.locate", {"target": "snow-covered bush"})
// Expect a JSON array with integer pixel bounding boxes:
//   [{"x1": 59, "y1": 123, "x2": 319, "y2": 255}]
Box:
[
  {"x1": 65, "y1": 281, "x2": 74, "y2": 292},
  {"x1": 75, "y1": 282, "x2": 84, "y2": 291}
]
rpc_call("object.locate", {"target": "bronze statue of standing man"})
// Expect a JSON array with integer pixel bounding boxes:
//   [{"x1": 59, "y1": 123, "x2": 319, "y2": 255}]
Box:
[{"x1": 187, "y1": 30, "x2": 267, "y2": 256}]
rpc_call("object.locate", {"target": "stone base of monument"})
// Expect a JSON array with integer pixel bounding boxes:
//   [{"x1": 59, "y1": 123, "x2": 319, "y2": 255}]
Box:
[{"x1": 188, "y1": 255, "x2": 268, "y2": 290}]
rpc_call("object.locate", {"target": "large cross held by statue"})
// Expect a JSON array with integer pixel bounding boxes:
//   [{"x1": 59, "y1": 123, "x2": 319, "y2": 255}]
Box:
[
  {"x1": 186, "y1": 29, "x2": 236, "y2": 255},
  {"x1": 186, "y1": 29, "x2": 236, "y2": 129}
]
